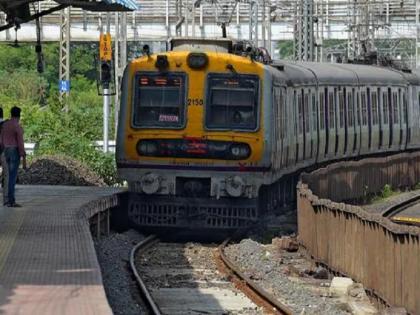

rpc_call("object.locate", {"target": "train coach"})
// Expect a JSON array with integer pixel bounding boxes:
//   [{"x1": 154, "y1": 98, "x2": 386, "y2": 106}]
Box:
[{"x1": 116, "y1": 38, "x2": 420, "y2": 230}]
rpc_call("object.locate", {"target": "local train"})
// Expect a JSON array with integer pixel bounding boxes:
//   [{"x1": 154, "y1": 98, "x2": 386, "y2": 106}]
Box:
[{"x1": 116, "y1": 38, "x2": 420, "y2": 230}]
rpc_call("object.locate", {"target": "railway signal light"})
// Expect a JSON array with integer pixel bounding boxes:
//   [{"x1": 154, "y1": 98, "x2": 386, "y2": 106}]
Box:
[
  {"x1": 100, "y1": 61, "x2": 112, "y2": 86},
  {"x1": 96, "y1": 33, "x2": 115, "y2": 96}
]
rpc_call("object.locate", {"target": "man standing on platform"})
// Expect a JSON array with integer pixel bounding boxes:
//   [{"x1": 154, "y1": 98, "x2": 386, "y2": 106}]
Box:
[{"x1": 1, "y1": 106, "x2": 26, "y2": 207}]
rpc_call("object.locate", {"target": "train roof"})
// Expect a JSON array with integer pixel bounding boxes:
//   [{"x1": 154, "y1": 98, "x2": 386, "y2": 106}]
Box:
[{"x1": 269, "y1": 61, "x2": 410, "y2": 86}]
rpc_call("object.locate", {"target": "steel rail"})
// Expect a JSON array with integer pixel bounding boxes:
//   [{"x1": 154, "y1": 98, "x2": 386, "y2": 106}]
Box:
[
  {"x1": 381, "y1": 193, "x2": 420, "y2": 219},
  {"x1": 129, "y1": 234, "x2": 162, "y2": 315},
  {"x1": 218, "y1": 238, "x2": 293, "y2": 315}
]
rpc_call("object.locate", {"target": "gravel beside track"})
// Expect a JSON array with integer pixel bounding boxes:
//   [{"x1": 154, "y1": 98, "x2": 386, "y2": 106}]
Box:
[
  {"x1": 225, "y1": 239, "x2": 352, "y2": 315},
  {"x1": 136, "y1": 242, "x2": 265, "y2": 315},
  {"x1": 18, "y1": 155, "x2": 106, "y2": 186},
  {"x1": 94, "y1": 230, "x2": 147, "y2": 315}
]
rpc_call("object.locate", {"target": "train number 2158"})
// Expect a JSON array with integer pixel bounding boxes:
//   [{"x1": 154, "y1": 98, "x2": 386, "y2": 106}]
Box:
[{"x1": 187, "y1": 98, "x2": 204, "y2": 106}]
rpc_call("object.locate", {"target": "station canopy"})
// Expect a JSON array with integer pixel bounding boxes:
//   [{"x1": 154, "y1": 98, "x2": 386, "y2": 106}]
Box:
[
  {"x1": 0, "y1": 0, "x2": 138, "y2": 31},
  {"x1": 55, "y1": 0, "x2": 139, "y2": 11}
]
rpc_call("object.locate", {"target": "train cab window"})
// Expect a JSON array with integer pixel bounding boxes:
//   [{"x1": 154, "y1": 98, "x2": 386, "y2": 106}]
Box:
[
  {"x1": 328, "y1": 92, "x2": 335, "y2": 129},
  {"x1": 319, "y1": 91, "x2": 325, "y2": 130},
  {"x1": 361, "y1": 91, "x2": 368, "y2": 126},
  {"x1": 372, "y1": 91, "x2": 379, "y2": 125},
  {"x1": 392, "y1": 92, "x2": 399, "y2": 124},
  {"x1": 205, "y1": 74, "x2": 259, "y2": 130},
  {"x1": 133, "y1": 73, "x2": 186, "y2": 128},
  {"x1": 382, "y1": 92, "x2": 389, "y2": 124}
]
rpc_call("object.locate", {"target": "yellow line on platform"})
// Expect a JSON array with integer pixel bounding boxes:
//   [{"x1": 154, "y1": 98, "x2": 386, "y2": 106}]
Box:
[{"x1": 0, "y1": 208, "x2": 26, "y2": 275}]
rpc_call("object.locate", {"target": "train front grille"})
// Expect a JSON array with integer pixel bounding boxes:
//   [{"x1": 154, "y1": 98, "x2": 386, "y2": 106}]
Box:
[{"x1": 127, "y1": 194, "x2": 257, "y2": 228}]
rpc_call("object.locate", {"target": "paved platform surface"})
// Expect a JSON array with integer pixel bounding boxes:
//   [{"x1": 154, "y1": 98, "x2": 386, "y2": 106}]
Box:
[{"x1": 0, "y1": 185, "x2": 122, "y2": 315}]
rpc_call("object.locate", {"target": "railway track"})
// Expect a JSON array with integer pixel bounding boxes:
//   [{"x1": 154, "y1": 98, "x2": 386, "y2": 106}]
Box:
[
  {"x1": 381, "y1": 194, "x2": 420, "y2": 226},
  {"x1": 130, "y1": 235, "x2": 292, "y2": 315}
]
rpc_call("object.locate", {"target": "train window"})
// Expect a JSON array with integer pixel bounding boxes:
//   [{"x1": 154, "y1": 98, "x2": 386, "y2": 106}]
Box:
[
  {"x1": 372, "y1": 91, "x2": 379, "y2": 125},
  {"x1": 402, "y1": 92, "x2": 407, "y2": 124},
  {"x1": 418, "y1": 93, "x2": 420, "y2": 119},
  {"x1": 329, "y1": 92, "x2": 335, "y2": 129},
  {"x1": 304, "y1": 93, "x2": 310, "y2": 133},
  {"x1": 205, "y1": 74, "x2": 259, "y2": 130},
  {"x1": 392, "y1": 92, "x2": 399, "y2": 124},
  {"x1": 361, "y1": 91, "x2": 368, "y2": 126},
  {"x1": 133, "y1": 72, "x2": 186, "y2": 128},
  {"x1": 382, "y1": 92, "x2": 389, "y2": 124},
  {"x1": 282, "y1": 90, "x2": 287, "y2": 139},
  {"x1": 347, "y1": 92, "x2": 354, "y2": 127},
  {"x1": 339, "y1": 91, "x2": 344, "y2": 128},
  {"x1": 319, "y1": 92, "x2": 325, "y2": 130},
  {"x1": 298, "y1": 93, "x2": 303, "y2": 135},
  {"x1": 274, "y1": 88, "x2": 287, "y2": 140},
  {"x1": 356, "y1": 92, "x2": 361, "y2": 126},
  {"x1": 312, "y1": 94, "x2": 317, "y2": 131}
]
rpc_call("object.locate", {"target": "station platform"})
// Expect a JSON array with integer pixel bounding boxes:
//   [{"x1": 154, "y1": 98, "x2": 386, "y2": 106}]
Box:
[{"x1": 0, "y1": 185, "x2": 122, "y2": 315}]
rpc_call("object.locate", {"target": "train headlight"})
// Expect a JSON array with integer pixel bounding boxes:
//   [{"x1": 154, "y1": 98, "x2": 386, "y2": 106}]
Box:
[
  {"x1": 225, "y1": 176, "x2": 244, "y2": 197},
  {"x1": 137, "y1": 140, "x2": 158, "y2": 156},
  {"x1": 140, "y1": 173, "x2": 160, "y2": 194},
  {"x1": 155, "y1": 55, "x2": 169, "y2": 70},
  {"x1": 187, "y1": 53, "x2": 208, "y2": 69},
  {"x1": 229, "y1": 144, "x2": 251, "y2": 159}
]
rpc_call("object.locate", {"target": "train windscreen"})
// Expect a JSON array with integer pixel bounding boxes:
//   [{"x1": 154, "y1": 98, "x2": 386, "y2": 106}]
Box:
[
  {"x1": 133, "y1": 73, "x2": 186, "y2": 128},
  {"x1": 205, "y1": 74, "x2": 259, "y2": 130}
]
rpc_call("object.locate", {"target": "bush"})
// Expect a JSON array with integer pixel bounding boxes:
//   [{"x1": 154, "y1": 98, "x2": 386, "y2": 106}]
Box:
[{"x1": 0, "y1": 43, "x2": 118, "y2": 185}]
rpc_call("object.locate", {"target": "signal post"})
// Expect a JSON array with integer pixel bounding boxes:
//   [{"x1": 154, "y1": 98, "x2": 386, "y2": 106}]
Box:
[{"x1": 99, "y1": 32, "x2": 112, "y2": 153}]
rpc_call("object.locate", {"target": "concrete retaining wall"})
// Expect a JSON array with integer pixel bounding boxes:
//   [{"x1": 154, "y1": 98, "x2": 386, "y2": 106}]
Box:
[
  {"x1": 301, "y1": 152, "x2": 420, "y2": 202},
  {"x1": 297, "y1": 152, "x2": 420, "y2": 314}
]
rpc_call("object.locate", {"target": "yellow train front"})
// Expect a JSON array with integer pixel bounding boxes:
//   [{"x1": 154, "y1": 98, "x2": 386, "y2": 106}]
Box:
[{"x1": 116, "y1": 39, "x2": 270, "y2": 230}]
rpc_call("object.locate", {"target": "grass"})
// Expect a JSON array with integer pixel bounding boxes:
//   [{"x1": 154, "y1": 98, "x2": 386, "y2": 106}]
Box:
[{"x1": 369, "y1": 184, "x2": 399, "y2": 204}]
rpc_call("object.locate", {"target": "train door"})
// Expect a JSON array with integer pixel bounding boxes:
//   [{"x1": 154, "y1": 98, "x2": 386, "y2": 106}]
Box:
[
  {"x1": 379, "y1": 88, "x2": 390, "y2": 149},
  {"x1": 400, "y1": 88, "x2": 408, "y2": 149},
  {"x1": 317, "y1": 88, "x2": 326, "y2": 163},
  {"x1": 303, "y1": 89, "x2": 312, "y2": 162},
  {"x1": 297, "y1": 89, "x2": 305, "y2": 162},
  {"x1": 359, "y1": 86, "x2": 370, "y2": 155},
  {"x1": 410, "y1": 86, "x2": 420, "y2": 149},
  {"x1": 286, "y1": 87, "x2": 296, "y2": 166},
  {"x1": 370, "y1": 88, "x2": 380, "y2": 150},
  {"x1": 272, "y1": 85, "x2": 281, "y2": 171},
  {"x1": 390, "y1": 88, "x2": 400, "y2": 150},
  {"x1": 355, "y1": 87, "x2": 362, "y2": 154},
  {"x1": 337, "y1": 88, "x2": 346, "y2": 156},
  {"x1": 311, "y1": 89, "x2": 318, "y2": 162},
  {"x1": 406, "y1": 85, "x2": 414, "y2": 148},
  {"x1": 279, "y1": 87, "x2": 288, "y2": 168},
  {"x1": 325, "y1": 87, "x2": 337, "y2": 159},
  {"x1": 346, "y1": 88, "x2": 356, "y2": 156}
]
